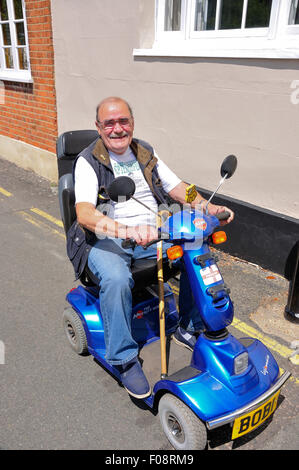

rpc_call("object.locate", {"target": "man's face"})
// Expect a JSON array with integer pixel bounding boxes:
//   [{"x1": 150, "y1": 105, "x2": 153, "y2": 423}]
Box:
[{"x1": 96, "y1": 99, "x2": 134, "y2": 155}]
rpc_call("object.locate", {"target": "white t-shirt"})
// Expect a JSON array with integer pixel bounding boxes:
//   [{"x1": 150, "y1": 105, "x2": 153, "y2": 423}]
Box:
[{"x1": 74, "y1": 146, "x2": 181, "y2": 226}]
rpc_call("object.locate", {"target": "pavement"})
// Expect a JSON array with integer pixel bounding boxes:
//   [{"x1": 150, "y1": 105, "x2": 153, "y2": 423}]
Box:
[{"x1": 0, "y1": 155, "x2": 298, "y2": 451}]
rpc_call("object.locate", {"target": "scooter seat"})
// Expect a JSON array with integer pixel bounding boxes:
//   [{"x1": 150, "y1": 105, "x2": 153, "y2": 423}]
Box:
[
  {"x1": 131, "y1": 258, "x2": 179, "y2": 291},
  {"x1": 82, "y1": 258, "x2": 179, "y2": 292}
]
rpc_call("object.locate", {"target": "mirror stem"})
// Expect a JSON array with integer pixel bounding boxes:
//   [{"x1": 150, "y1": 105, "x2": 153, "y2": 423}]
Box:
[
  {"x1": 131, "y1": 196, "x2": 163, "y2": 221},
  {"x1": 205, "y1": 173, "x2": 228, "y2": 214}
]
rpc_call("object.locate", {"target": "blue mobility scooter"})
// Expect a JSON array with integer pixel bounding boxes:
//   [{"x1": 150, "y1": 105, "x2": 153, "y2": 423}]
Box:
[{"x1": 57, "y1": 130, "x2": 291, "y2": 450}]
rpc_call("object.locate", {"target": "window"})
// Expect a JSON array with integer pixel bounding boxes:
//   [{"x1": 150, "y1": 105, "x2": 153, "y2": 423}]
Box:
[
  {"x1": 0, "y1": 0, "x2": 31, "y2": 82},
  {"x1": 134, "y1": 0, "x2": 299, "y2": 58}
]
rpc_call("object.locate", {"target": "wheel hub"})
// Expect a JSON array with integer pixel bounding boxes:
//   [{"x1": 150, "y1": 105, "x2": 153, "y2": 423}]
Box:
[
  {"x1": 66, "y1": 321, "x2": 76, "y2": 344},
  {"x1": 166, "y1": 412, "x2": 185, "y2": 444}
]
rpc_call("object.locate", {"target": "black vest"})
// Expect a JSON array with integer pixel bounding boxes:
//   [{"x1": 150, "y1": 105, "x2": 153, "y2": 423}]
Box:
[{"x1": 74, "y1": 136, "x2": 169, "y2": 205}]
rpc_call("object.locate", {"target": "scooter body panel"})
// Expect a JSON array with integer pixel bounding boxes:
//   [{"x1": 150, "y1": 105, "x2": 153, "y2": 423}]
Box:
[
  {"x1": 153, "y1": 337, "x2": 280, "y2": 422},
  {"x1": 66, "y1": 283, "x2": 179, "y2": 367},
  {"x1": 67, "y1": 285, "x2": 105, "y2": 355},
  {"x1": 66, "y1": 283, "x2": 283, "y2": 425},
  {"x1": 183, "y1": 246, "x2": 234, "y2": 331},
  {"x1": 163, "y1": 209, "x2": 234, "y2": 331}
]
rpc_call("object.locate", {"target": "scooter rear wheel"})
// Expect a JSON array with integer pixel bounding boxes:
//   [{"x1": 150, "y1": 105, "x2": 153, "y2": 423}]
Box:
[
  {"x1": 63, "y1": 307, "x2": 89, "y2": 356},
  {"x1": 159, "y1": 394, "x2": 207, "y2": 450}
]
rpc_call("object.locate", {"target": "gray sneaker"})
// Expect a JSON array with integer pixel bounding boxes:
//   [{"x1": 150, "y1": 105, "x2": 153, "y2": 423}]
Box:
[{"x1": 172, "y1": 327, "x2": 199, "y2": 351}]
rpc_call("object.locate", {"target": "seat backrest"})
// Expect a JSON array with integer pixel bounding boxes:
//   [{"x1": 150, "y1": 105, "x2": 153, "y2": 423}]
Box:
[{"x1": 57, "y1": 130, "x2": 98, "y2": 233}]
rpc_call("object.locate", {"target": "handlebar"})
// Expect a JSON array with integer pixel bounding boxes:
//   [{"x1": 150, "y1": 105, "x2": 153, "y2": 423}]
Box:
[
  {"x1": 121, "y1": 237, "x2": 167, "y2": 250},
  {"x1": 121, "y1": 210, "x2": 231, "y2": 249}
]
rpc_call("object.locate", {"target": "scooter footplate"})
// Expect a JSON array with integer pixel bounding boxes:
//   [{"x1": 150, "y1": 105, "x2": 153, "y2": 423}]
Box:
[
  {"x1": 166, "y1": 366, "x2": 201, "y2": 383},
  {"x1": 139, "y1": 336, "x2": 193, "y2": 388}
]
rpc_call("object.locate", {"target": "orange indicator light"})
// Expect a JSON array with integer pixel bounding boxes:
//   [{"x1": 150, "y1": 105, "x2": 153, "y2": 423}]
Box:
[
  {"x1": 167, "y1": 245, "x2": 184, "y2": 260},
  {"x1": 212, "y1": 231, "x2": 227, "y2": 244}
]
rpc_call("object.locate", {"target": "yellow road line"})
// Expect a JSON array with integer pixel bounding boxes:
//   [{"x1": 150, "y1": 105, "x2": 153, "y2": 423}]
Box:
[
  {"x1": 0, "y1": 187, "x2": 12, "y2": 197},
  {"x1": 231, "y1": 318, "x2": 292, "y2": 359},
  {"x1": 30, "y1": 207, "x2": 63, "y2": 228},
  {"x1": 18, "y1": 210, "x2": 65, "y2": 240},
  {"x1": 232, "y1": 317, "x2": 299, "y2": 367}
]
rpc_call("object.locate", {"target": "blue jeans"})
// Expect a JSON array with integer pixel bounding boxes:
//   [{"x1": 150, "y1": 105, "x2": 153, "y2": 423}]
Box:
[{"x1": 88, "y1": 237, "x2": 204, "y2": 365}]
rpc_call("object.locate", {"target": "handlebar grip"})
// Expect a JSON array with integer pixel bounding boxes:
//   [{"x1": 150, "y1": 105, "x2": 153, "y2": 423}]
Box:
[
  {"x1": 216, "y1": 210, "x2": 231, "y2": 221},
  {"x1": 142, "y1": 233, "x2": 170, "y2": 249},
  {"x1": 121, "y1": 238, "x2": 137, "y2": 249}
]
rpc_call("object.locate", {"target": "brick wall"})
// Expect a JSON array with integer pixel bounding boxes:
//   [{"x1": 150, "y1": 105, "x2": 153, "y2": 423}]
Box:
[{"x1": 0, "y1": 0, "x2": 57, "y2": 154}]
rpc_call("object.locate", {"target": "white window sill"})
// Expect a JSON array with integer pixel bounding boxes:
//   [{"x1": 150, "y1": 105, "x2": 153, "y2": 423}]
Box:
[
  {"x1": 0, "y1": 70, "x2": 33, "y2": 83},
  {"x1": 134, "y1": 38, "x2": 299, "y2": 60}
]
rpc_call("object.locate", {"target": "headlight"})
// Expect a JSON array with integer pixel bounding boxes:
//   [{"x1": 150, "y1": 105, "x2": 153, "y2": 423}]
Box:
[{"x1": 234, "y1": 352, "x2": 248, "y2": 375}]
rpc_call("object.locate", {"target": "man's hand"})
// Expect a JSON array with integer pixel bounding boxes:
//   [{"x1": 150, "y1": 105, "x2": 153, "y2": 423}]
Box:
[
  {"x1": 126, "y1": 225, "x2": 158, "y2": 246},
  {"x1": 169, "y1": 182, "x2": 234, "y2": 226},
  {"x1": 205, "y1": 203, "x2": 234, "y2": 225}
]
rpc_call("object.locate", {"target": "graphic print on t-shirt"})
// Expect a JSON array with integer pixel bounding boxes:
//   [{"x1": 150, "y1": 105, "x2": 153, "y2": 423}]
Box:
[
  {"x1": 110, "y1": 156, "x2": 158, "y2": 227},
  {"x1": 111, "y1": 160, "x2": 140, "y2": 177}
]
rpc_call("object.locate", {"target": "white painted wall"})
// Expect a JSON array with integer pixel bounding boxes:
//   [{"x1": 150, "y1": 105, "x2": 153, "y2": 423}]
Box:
[{"x1": 51, "y1": 0, "x2": 299, "y2": 219}]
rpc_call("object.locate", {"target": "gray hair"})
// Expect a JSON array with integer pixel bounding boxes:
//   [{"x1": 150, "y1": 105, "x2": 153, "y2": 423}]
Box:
[{"x1": 96, "y1": 97, "x2": 133, "y2": 122}]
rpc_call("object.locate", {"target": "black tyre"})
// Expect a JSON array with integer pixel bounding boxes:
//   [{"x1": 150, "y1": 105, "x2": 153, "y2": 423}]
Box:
[
  {"x1": 62, "y1": 307, "x2": 89, "y2": 355},
  {"x1": 158, "y1": 393, "x2": 207, "y2": 450}
]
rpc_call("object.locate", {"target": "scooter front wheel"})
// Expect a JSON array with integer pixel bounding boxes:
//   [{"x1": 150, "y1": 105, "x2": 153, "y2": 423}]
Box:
[
  {"x1": 62, "y1": 307, "x2": 89, "y2": 356},
  {"x1": 158, "y1": 394, "x2": 207, "y2": 450}
]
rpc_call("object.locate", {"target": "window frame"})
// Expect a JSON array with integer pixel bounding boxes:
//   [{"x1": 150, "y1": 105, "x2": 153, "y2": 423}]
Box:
[
  {"x1": 156, "y1": 0, "x2": 188, "y2": 41},
  {"x1": 134, "y1": 0, "x2": 299, "y2": 59},
  {"x1": 0, "y1": 0, "x2": 32, "y2": 82}
]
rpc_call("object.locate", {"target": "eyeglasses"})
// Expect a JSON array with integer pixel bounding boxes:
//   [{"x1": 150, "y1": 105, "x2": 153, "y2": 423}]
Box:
[{"x1": 97, "y1": 117, "x2": 133, "y2": 130}]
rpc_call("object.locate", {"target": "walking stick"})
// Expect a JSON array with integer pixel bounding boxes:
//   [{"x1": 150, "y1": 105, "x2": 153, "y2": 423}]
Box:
[
  {"x1": 156, "y1": 211, "x2": 169, "y2": 379},
  {"x1": 157, "y1": 238, "x2": 167, "y2": 379}
]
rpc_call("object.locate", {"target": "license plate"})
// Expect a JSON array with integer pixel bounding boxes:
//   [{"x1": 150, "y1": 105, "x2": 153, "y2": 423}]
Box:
[{"x1": 232, "y1": 390, "x2": 280, "y2": 439}]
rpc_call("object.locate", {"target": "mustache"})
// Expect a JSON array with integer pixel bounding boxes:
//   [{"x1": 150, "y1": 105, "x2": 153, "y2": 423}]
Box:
[{"x1": 109, "y1": 131, "x2": 128, "y2": 138}]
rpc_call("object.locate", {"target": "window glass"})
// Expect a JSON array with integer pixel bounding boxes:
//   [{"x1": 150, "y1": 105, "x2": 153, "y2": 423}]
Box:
[
  {"x1": 246, "y1": 0, "x2": 272, "y2": 28},
  {"x1": 289, "y1": 0, "x2": 299, "y2": 25},
  {"x1": 13, "y1": 0, "x2": 23, "y2": 19},
  {"x1": 15, "y1": 21, "x2": 25, "y2": 45},
  {"x1": 194, "y1": 0, "x2": 217, "y2": 31},
  {"x1": 164, "y1": 0, "x2": 182, "y2": 31},
  {"x1": 0, "y1": 0, "x2": 8, "y2": 21},
  {"x1": 4, "y1": 47, "x2": 13, "y2": 67},
  {"x1": 220, "y1": 0, "x2": 243, "y2": 30},
  {"x1": 17, "y1": 46, "x2": 28, "y2": 69},
  {"x1": 2, "y1": 22, "x2": 11, "y2": 45}
]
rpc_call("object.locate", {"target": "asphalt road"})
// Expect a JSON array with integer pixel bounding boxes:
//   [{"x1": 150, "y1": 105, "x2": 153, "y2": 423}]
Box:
[{"x1": 0, "y1": 156, "x2": 298, "y2": 452}]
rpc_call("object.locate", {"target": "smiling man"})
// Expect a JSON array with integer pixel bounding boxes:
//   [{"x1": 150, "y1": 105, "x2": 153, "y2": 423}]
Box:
[
  {"x1": 96, "y1": 97, "x2": 135, "y2": 155},
  {"x1": 69, "y1": 96, "x2": 234, "y2": 399}
]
